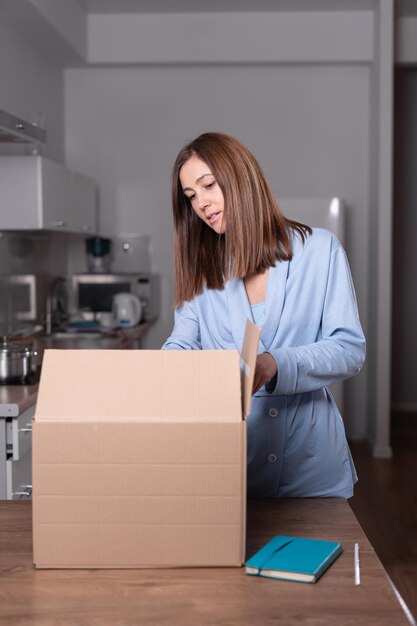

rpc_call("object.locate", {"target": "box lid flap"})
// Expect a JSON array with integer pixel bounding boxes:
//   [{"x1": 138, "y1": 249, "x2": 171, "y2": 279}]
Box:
[
  {"x1": 35, "y1": 349, "x2": 243, "y2": 422},
  {"x1": 240, "y1": 319, "x2": 261, "y2": 418}
]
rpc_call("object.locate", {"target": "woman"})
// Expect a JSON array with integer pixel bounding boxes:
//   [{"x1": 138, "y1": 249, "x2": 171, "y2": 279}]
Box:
[{"x1": 162, "y1": 132, "x2": 365, "y2": 499}]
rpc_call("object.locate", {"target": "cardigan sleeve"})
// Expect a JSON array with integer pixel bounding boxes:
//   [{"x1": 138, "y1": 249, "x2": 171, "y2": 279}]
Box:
[
  {"x1": 265, "y1": 241, "x2": 366, "y2": 396},
  {"x1": 161, "y1": 298, "x2": 202, "y2": 350}
]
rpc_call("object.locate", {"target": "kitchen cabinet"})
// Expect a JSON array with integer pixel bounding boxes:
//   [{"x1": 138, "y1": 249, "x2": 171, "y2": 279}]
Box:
[
  {"x1": 0, "y1": 404, "x2": 34, "y2": 500},
  {"x1": 0, "y1": 156, "x2": 97, "y2": 233}
]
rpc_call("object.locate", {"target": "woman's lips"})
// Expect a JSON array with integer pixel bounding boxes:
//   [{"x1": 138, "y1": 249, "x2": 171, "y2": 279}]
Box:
[{"x1": 208, "y1": 212, "x2": 221, "y2": 224}]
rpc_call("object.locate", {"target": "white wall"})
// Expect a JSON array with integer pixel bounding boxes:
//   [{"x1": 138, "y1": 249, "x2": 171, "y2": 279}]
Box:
[
  {"x1": 0, "y1": 9, "x2": 65, "y2": 161},
  {"x1": 87, "y1": 11, "x2": 373, "y2": 64},
  {"x1": 65, "y1": 63, "x2": 370, "y2": 438}
]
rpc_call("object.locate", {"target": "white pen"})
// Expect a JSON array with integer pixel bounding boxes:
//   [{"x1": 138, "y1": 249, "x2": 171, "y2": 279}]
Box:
[{"x1": 354, "y1": 542, "x2": 361, "y2": 586}]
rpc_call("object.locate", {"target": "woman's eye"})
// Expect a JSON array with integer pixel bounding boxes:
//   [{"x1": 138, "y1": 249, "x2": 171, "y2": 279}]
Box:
[
  {"x1": 187, "y1": 194, "x2": 196, "y2": 202},
  {"x1": 205, "y1": 181, "x2": 215, "y2": 189}
]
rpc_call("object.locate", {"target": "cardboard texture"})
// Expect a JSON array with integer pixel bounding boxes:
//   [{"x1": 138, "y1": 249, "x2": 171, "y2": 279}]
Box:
[{"x1": 32, "y1": 320, "x2": 260, "y2": 569}]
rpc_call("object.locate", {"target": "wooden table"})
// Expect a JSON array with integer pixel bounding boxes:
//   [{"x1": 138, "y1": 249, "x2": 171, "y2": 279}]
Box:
[{"x1": 0, "y1": 499, "x2": 410, "y2": 625}]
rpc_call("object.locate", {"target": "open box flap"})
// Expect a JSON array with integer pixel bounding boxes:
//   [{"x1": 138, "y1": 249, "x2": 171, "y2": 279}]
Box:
[{"x1": 240, "y1": 319, "x2": 261, "y2": 418}]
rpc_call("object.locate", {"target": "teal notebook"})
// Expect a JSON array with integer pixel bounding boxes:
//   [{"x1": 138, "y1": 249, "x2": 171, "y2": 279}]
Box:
[{"x1": 245, "y1": 536, "x2": 343, "y2": 583}]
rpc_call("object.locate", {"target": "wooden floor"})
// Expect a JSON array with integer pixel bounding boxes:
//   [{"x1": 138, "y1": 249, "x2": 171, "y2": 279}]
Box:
[{"x1": 349, "y1": 414, "x2": 417, "y2": 622}]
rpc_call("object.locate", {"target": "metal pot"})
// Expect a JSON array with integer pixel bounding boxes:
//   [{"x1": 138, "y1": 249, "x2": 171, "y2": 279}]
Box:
[{"x1": 0, "y1": 339, "x2": 37, "y2": 383}]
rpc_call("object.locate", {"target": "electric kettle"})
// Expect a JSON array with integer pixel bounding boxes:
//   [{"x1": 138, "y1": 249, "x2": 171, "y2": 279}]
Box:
[{"x1": 112, "y1": 293, "x2": 142, "y2": 328}]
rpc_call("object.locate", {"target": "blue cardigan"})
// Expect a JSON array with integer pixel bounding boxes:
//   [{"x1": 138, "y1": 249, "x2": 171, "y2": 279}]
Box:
[{"x1": 162, "y1": 228, "x2": 366, "y2": 498}]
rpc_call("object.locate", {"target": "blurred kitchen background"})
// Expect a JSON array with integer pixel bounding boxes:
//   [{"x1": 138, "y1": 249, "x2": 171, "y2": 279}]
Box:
[{"x1": 0, "y1": 0, "x2": 416, "y2": 455}]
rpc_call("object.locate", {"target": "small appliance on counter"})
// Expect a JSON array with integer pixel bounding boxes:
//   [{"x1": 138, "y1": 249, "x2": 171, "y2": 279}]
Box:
[
  {"x1": 69, "y1": 273, "x2": 160, "y2": 324},
  {"x1": 85, "y1": 237, "x2": 112, "y2": 274},
  {"x1": 112, "y1": 293, "x2": 142, "y2": 328}
]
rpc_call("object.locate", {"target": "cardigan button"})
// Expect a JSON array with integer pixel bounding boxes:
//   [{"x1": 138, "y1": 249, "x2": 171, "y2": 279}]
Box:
[
  {"x1": 269, "y1": 408, "x2": 278, "y2": 417},
  {"x1": 267, "y1": 453, "x2": 277, "y2": 463}
]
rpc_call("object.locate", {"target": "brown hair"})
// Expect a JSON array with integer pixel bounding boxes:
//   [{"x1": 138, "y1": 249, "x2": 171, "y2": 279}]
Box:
[{"x1": 172, "y1": 132, "x2": 311, "y2": 305}]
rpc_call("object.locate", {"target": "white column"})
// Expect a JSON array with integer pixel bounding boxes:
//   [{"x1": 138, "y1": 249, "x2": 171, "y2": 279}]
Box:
[{"x1": 373, "y1": 0, "x2": 394, "y2": 458}]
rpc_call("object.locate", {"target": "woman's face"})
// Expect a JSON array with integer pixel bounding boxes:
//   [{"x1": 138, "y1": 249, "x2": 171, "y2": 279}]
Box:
[{"x1": 179, "y1": 155, "x2": 226, "y2": 234}]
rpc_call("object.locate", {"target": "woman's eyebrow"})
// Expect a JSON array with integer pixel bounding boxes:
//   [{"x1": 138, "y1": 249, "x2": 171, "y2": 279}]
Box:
[
  {"x1": 196, "y1": 173, "x2": 212, "y2": 183},
  {"x1": 183, "y1": 173, "x2": 212, "y2": 192}
]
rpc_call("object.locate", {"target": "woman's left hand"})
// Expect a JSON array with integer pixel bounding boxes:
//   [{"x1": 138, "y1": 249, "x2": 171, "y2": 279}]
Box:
[{"x1": 252, "y1": 352, "x2": 277, "y2": 394}]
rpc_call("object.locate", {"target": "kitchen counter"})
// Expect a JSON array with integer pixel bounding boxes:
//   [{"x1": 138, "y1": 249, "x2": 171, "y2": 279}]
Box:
[
  {"x1": 0, "y1": 321, "x2": 154, "y2": 418},
  {"x1": 1, "y1": 321, "x2": 156, "y2": 500},
  {"x1": 0, "y1": 498, "x2": 411, "y2": 625},
  {"x1": 0, "y1": 383, "x2": 39, "y2": 418},
  {"x1": 33, "y1": 319, "x2": 154, "y2": 351}
]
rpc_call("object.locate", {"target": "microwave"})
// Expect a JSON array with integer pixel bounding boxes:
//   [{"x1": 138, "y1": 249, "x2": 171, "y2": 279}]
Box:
[{"x1": 69, "y1": 273, "x2": 160, "y2": 322}]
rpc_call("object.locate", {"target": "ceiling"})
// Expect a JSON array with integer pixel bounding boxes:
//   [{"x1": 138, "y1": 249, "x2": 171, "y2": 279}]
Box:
[{"x1": 75, "y1": 0, "x2": 417, "y2": 16}]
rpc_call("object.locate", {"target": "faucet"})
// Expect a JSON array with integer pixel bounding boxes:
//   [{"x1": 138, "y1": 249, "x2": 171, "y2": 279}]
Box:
[{"x1": 45, "y1": 276, "x2": 66, "y2": 335}]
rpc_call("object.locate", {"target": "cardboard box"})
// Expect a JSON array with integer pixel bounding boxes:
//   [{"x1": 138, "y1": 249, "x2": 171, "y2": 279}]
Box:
[{"x1": 32, "y1": 320, "x2": 260, "y2": 568}]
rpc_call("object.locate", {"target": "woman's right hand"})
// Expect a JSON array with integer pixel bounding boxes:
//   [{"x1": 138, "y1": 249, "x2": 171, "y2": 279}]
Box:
[{"x1": 252, "y1": 352, "x2": 277, "y2": 394}]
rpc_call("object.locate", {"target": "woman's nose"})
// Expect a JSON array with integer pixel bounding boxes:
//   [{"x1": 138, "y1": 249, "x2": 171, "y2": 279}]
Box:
[{"x1": 197, "y1": 193, "x2": 210, "y2": 211}]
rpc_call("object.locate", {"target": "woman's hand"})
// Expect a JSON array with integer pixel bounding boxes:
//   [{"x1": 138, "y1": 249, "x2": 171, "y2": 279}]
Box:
[{"x1": 252, "y1": 352, "x2": 277, "y2": 394}]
